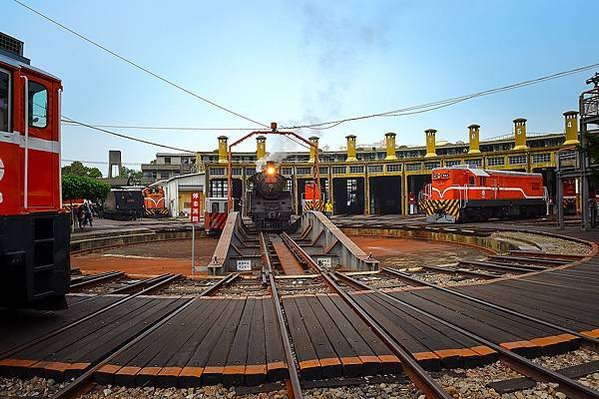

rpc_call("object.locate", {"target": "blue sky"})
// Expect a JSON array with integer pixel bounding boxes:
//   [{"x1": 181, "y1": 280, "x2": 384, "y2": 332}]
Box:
[{"x1": 3, "y1": 0, "x2": 598, "y2": 174}]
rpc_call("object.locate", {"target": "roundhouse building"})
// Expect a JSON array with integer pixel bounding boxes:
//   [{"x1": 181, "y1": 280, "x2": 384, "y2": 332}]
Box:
[{"x1": 158, "y1": 113, "x2": 584, "y2": 216}]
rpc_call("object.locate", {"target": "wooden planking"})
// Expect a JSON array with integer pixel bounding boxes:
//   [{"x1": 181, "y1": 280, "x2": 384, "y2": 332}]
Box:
[
  {"x1": 243, "y1": 297, "x2": 268, "y2": 386},
  {"x1": 282, "y1": 296, "x2": 321, "y2": 380},
  {"x1": 223, "y1": 298, "x2": 256, "y2": 386},
  {"x1": 262, "y1": 298, "x2": 287, "y2": 382}
]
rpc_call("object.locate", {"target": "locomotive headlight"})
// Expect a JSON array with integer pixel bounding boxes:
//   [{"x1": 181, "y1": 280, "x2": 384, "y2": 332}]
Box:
[{"x1": 266, "y1": 166, "x2": 275, "y2": 175}]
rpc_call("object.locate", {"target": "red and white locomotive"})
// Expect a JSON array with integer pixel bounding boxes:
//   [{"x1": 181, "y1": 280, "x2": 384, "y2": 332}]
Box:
[
  {"x1": 420, "y1": 165, "x2": 547, "y2": 223},
  {"x1": 0, "y1": 33, "x2": 70, "y2": 308}
]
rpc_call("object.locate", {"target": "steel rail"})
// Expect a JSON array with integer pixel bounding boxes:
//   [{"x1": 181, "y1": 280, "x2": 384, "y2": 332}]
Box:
[
  {"x1": 458, "y1": 260, "x2": 539, "y2": 273},
  {"x1": 418, "y1": 264, "x2": 499, "y2": 279},
  {"x1": 0, "y1": 273, "x2": 184, "y2": 361},
  {"x1": 69, "y1": 271, "x2": 123, "y2": 286},
  {"x1": 279, "y1": 232, "x2": 453, "y2": 399},
  {"x1": 382, "y1": 267, "x2": 599, "y2": 351},
  {"x1": 50, "y1": 273, "x2": 238, "y2": 399},
  {"x1": 342, "y1": 270, "x2": 599, "y2": 399},
  {"x1": 107, "y1": 273, "x2": 177, "y2": 294},
  {"x1": 488, "y1": 255, "x2": 568, "y2": 266},
  {"x1": 258, "y1": 233, "x2": 303, "y2": 399}
]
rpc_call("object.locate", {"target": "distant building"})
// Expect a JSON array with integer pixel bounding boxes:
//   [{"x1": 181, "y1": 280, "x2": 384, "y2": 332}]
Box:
[
  {"x1": 141, "y1": 152, "x2": 198, "y2": 183},
  {"x1": 163, "y1": 172, "x2": 205, "y2": 217}
]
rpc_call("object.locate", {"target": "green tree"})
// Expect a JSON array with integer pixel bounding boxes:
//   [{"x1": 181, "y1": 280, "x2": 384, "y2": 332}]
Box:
[
  {"x1": 62, "y1": 174, "x2": 110, "y2": 201},
  {"x1": 62, "y1": 161, "x2": 103, "y2": 178},
  {"x1": 119, "y1": 166, "x2": 144, "y2": 185}
]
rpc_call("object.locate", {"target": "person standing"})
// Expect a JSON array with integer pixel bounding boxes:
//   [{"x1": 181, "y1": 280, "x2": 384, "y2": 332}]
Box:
[{"x1": 324, "y1": 201, "x2": 333, "y2": 220}]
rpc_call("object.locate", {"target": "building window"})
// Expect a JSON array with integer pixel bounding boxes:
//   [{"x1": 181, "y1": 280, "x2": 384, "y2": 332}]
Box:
[
  {"x1": 28, "y1": 81, "x2": 47, "y2": 128},
  {"x1": 369, "y1": 165, "x2": 384, "y2": 173},
  {"x1": 424, "y1": 162, "x2": 440, "y2": 170},
  {"x1": 232, "y1": 167, "x2": 242, "y2": 176},
  {"x1": 532, "y1": 153, "x2": 551, "y2": 163},
  {"x1": 211, "y1": 167, "x2": 226, "y2": 176},
  {"x1": 152, "y1": 171, "x2": 157, "y2": 180},
  {"x1": 281, "y1": 167, "x2": 293, "y2": 175},
  {"x1": 347, "y1": 179, "x2": 358, "y2": 206},
  {"x1": 406, "y1": 163, "x2": 421, "y2": 171},
  {"x1": 210, "y1": 179, "x2": 228, "y2": 197},
  {"x1": 349, "y1": 165, "x2": 364, "y2": 174},
  {"x1": 319, "y1": 166, "x2": 329, "y2": 175},
  {"x1": 160, "y1": 172, "x2": 170, "y2": 179},
  {"x1": 386, "y1": 164, "x2": 402, "y2": 172},
  {"x1": 0, "y1": 69, "x2": 10, "y2": 132},
  {"x1": 487, "y1": 157, "x2": 505, "y2": 166},
  {"x1": 332, "y1": 166, "x2": 346, "y2": 174},
  {"x1": 286, "y1": 179, "x2": 293, "y2": 192},
  {"x1": 445, "y1": 160, "x2": 462, "y2": 167},
  {"x1": 509, "y1": 155, "x2": 527, "y2": 165},
  {"x1": 164, "y1": 157, "x2": 171, "y2": 164},
  {"x1": 296, "y1": 167, "x2": 312, "y2": 175},
  {"x1": 244, "y1": 167, "x2": 256, "y2": 176},
  {"x1": 466, "y1": 159, "x2": 482, "y2": 167}
]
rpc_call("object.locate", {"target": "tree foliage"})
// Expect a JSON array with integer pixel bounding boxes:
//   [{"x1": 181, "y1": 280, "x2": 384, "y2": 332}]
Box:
[
  {"x1": 62, "y1": 174, "x2": 110, "y2": 201},
  {"x1": 119, "y1": 166, "x2": 144, "y2": 185},
  {"x1": 61, "y1": 161, "x2": 102, "y2": 178}
]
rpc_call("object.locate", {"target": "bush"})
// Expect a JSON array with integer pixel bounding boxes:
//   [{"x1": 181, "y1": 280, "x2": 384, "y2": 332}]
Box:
[{"x1": 62, "y1": 174, "x2": 110, "y2": 201}]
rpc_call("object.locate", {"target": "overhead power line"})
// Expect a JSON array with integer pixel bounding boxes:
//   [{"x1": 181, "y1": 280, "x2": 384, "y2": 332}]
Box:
[
  {"x1": 60, "y1": 120, "x2": 257, "y2": 131},
  {"x1": 282, "y1": 63, "x2": 599, "y2": 130},
  {"x1": 13, "y1": 0, "x2": 269, "y2": 129},
  {"x1": 62, "y1": 116, "x2": 196, "y2": 153}
]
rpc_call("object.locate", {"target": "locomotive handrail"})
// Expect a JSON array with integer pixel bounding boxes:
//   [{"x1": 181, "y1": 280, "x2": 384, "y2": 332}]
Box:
[{"x1": 20, "y1": 75, "x2": 29, "y2": 209}]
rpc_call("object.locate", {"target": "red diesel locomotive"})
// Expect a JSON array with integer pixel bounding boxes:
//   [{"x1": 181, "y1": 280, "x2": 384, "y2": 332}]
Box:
[
  {"x1": 420, "y1": 166, "x2": 547, "y2": 223},
  {"x1": 0, "y1": 33, "x2": 70, "y2": 309}
]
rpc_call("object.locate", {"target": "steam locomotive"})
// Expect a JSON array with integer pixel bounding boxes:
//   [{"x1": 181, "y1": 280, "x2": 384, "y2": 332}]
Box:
[{"x1": 249, "y1": 161, "x2": 293, "y2": 231}]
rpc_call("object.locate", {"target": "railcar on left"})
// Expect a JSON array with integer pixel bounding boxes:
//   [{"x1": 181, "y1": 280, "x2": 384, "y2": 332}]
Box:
[{"x1": 0, "y1": 33, "x2": 70, "y2": 309}]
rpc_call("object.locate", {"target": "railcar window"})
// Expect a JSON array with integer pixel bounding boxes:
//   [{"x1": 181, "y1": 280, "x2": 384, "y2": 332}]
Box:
[
  {"x1": 28, "y1": 81, "x2": 47, "y2": 128},
  {"x1": 0, "y1": 70, "x2": 9, "y2": 132}
]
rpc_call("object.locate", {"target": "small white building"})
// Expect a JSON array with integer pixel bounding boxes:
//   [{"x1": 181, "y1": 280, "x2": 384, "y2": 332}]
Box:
[{"x1": 162, "y1": 172, "x2": 206, "y2": 217}]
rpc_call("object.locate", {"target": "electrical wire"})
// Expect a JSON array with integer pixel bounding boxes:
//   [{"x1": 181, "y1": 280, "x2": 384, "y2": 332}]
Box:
[
  {"x1": 283, "y1": 63, "x2": 599, "y2": 130},
  {"x1": 62, "y1": 116, "x2": 197, "y2": 153},
  {"x1": 13, "y1": 0, "x2": 269, "y2": 129},
  {"x1": 60, "y1": 119, "x2": 258, "y2": 131}
]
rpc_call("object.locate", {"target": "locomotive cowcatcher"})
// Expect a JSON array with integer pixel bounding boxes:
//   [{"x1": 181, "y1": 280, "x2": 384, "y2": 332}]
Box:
[
  {"x1": 420, "y1": 165, "x2": 547, "y2": 223},
  {"x1": 0, "y1": 33, "x2": 70, "y2": 309}
]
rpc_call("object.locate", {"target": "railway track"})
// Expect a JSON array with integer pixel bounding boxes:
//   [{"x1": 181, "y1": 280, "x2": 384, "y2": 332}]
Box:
[
  {"x1": 278, "y1": 232, "x2": 599, "y2": 399},
  {"x1": 41, "y1": 274, "x2": 236, "y2": 399}
]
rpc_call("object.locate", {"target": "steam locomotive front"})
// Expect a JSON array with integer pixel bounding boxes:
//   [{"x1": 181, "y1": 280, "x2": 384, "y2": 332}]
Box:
[{"x1": 250, "y1": 161, "x2": 293, "y2": 231}]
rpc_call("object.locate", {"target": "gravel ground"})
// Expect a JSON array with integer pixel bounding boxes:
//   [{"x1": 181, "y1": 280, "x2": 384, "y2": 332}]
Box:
[
  {"x1": 492, "y1": 231, "x2": 590, "y2": 256},
  {"x1": 153, "y1": 278, "x2": 216, "y2": 295},
  {"x1": 349, "y1": 273, "x2": 415, "y2": 290},
  {"x1": 0, "y1": 376, "x2": 69, "y2": 398},
  {"x1": 76, "y1": 277, "x2": 144, "y2": 294},
  {"x1": 303, "y1": 381, "x2": 420, "y2": 399},
  {"x1": 276, "y1": 277, "x2": 331, "y2": 296},
  {"x1": 217, "y1": 279, "x2": 270, "y2": 297},
  {"x1": 403, "y1": 270, "x2": 486, "y2": 287},
  {"x1": 531, "y1": 348, "x2": 599, "y2": 391}
]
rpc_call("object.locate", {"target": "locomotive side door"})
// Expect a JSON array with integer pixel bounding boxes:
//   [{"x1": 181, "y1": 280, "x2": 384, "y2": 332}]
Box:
[
  {"x1": 0, "y1": 66, "x2": 21, "y2": 214},
  {"x1": 14, "y1": 69, "x2": 61, "y2": 211}
]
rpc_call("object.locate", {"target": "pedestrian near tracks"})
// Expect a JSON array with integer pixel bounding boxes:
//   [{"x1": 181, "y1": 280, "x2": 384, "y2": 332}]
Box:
[{"x1": 324, "y1": 201, "x2": 333, "y2": 220}]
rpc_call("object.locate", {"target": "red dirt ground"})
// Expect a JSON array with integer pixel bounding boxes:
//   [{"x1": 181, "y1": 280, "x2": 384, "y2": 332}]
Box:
[{"x1": 72, "y1": 235, "x2": 485, "y2": 277}]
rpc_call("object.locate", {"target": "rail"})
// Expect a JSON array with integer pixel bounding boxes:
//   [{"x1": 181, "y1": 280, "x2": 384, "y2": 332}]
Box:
[
  {"x1": 280, "y1": 232, "x2": 452, "y2": 399},
  {"x1": 338, "y1": 270, "x2": 599, "y2": 399},
  {"x1": 258, "y1": 233, "x2": 303, "y2": 399},
  {"x1": 50, "y1": 273, "x2": 238, "y2": 399}
]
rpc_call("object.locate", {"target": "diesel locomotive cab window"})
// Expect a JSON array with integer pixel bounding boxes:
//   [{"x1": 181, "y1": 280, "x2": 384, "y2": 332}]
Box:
[
  {"x1": 28, "y1": 81, "x2": 48, "y2": 128},
  {"x1": 0, "y1": 70, "x2": 9, "y2": 132}
]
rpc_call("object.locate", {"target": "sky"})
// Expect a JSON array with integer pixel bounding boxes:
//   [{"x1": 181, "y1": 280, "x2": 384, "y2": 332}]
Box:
[{"x1": 3, "y1": 0, "x2": 599, "y2": 175}]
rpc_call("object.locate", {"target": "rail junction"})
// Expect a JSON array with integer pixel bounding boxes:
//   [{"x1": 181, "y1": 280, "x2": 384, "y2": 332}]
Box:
[{"x1": 0, "y1": 213, "x2": 598, "y2": 399}]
